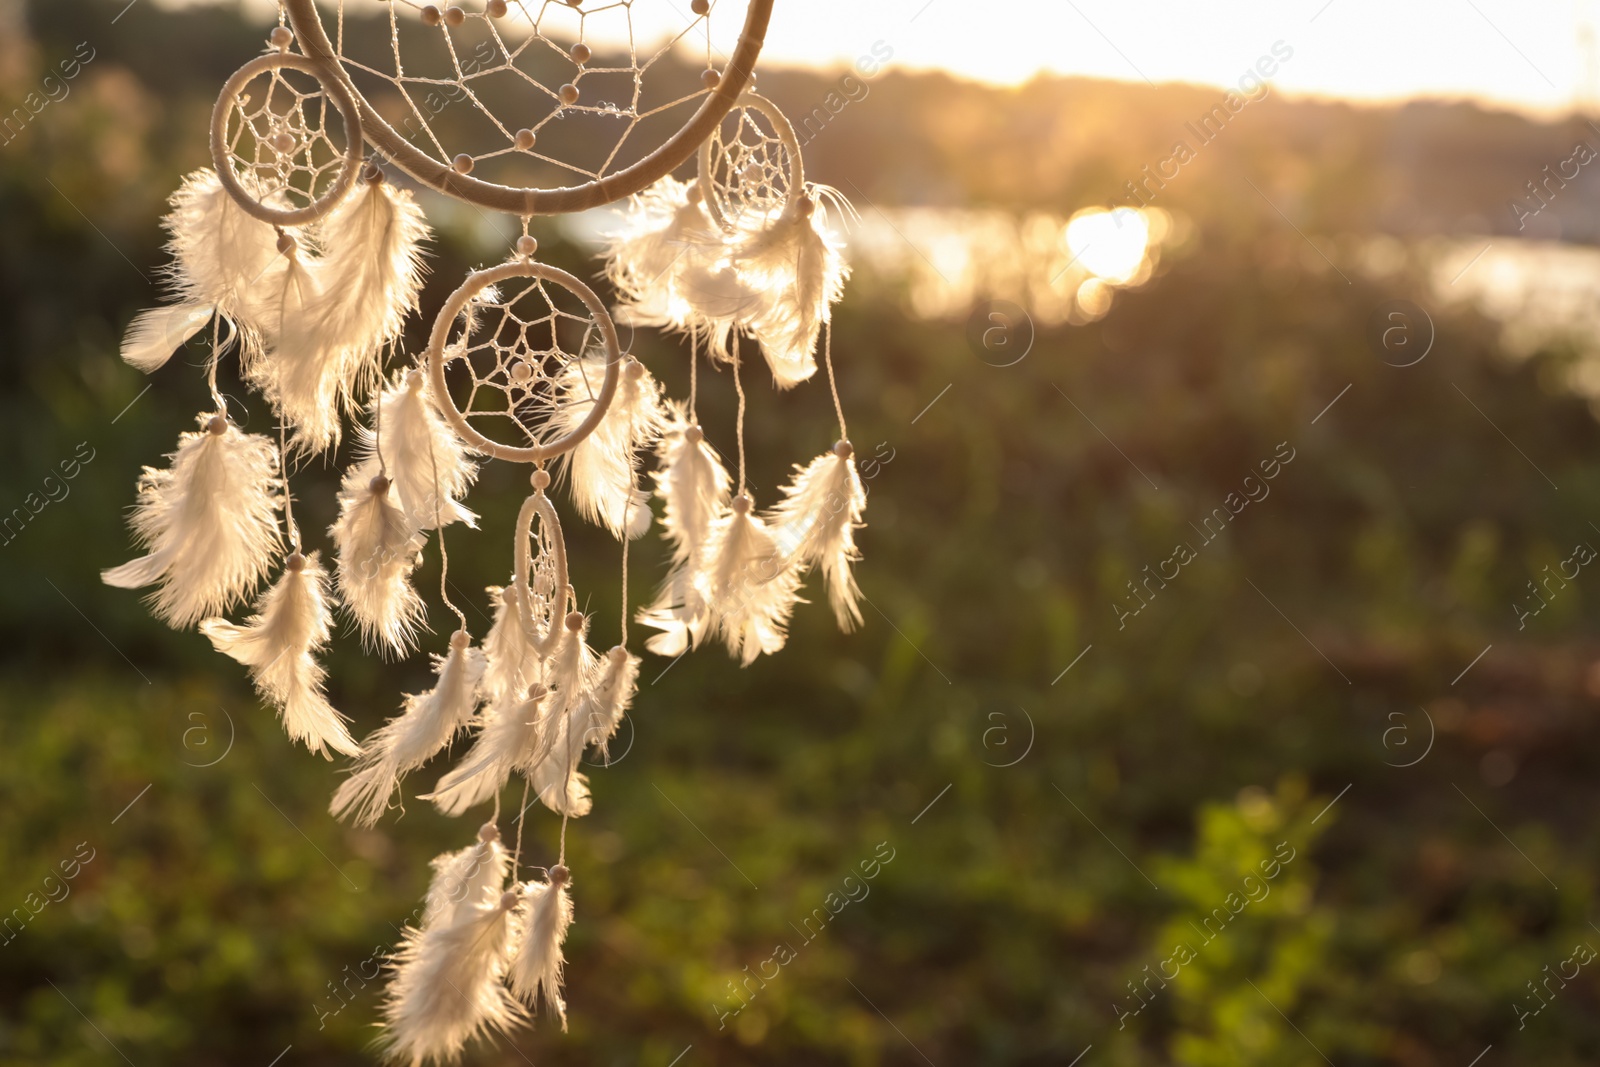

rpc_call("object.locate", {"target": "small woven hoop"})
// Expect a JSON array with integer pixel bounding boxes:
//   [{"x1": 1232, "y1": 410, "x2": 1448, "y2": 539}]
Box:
[
  {"x1": 209, "y1": 51, "x2": 364, "y2": 227},
  {"x1": 697, "y1": 90, "x2": 805, "y2": 234},
  {"x1": 426, "y1": 259, "x2": 622, "y2": 464}
]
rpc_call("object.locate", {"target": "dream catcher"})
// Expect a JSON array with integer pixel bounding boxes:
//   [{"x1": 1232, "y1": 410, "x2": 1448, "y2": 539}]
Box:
[{"x1": 104, "y1": 2, "x2": 865, "y2": 1062}]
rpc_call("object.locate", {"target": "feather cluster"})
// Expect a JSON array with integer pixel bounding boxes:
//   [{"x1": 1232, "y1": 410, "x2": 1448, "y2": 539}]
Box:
[
  {"x1": 102, "y1": 413, "x2": 282, "y2": 629},
  {"x1": 200, "y1": 551, "x2": 356, "y2": 758},
  {"x1": 331, "y1": 632, "x2": 486, "y2": 825},
  {"x1": 121, "y1": 169, "x2": 430, "y2": 452},
  {"x1": 701, "y1": 501, "x2": 805, "y2": 666},
  {"x1": 604, "y1": 176, "x2": 749, "y2": 359},
  {"x1": 550, "y1": 355, "x2": 666, "y2": 540},
  {"x1": 604, "y1": 176, "x2": 850, "y2": 387},
  {"x1": 381, "y1": 826, "x2": 523, "y2": 1067},
  {"x1": 250, "y1": 178, "x2": 430, "y2": 451}
]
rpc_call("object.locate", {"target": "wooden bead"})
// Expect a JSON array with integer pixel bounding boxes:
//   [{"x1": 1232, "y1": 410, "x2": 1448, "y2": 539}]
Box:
[
  {"x1": 700, "y1": 68, "x2": 720, "y2": 90},
  {"x1": 514, "y1": 128, "x2": 536, "y2": 150},
  {"x1": 421, "y1": 5, "x2": 442, "y2": 25},
  {"x1": 452, "y1": 153, "x2": 474, "y2": 174},
  {"x1": 269, "y1": 26, "x2": 294, "y2": 49},
  {"x1": 285, "y1": 552, "x2": 306, "y2": 572},
  {"x1": 207, "y1": 415, "x2": 229, "y2": 435},
  {"x1": 731, "y1": 493, "x2": 751, "y2": 515},
  {"x1": 510, "y1": 359, "x2": 533, "y2": 381},
  {"x1": 487, "y1": 0, "x2": 508, "y2": 16},
  {"x1": 570, "y1": 43, "x2": 591, "y2": 64},
  {"x1": 691, "y1": 0, "x2": 709, "y2": 13},
  {"x1": 531, "y1": 468, "x2": 551, "y2": 489},
  {"x1": 444, "y1": 5, "x2": 466, "y2": 26},
  {"x1": 515, "y1": 235, "x2": 538, "y2": 257},
  {"x1": 564, "y1": 610, "x2": 585, "y2": 632},
  {"x1": 558, "y1": 83, "x2": 580, "y2": 105},
  {"x1": 833, "y1": 439, "x2": 853, "y2": 458}
]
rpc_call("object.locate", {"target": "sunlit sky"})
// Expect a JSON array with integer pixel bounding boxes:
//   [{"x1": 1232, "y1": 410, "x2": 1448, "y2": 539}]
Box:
[
  {"x1": 197, "y1": 0, "x2": 1597, "y2": 117},
  {"x1": 761, "y1": 0, "x2": 1598, "y2": 117}
]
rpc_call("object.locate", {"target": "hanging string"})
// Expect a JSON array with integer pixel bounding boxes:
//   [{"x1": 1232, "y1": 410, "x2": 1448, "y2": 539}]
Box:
[
  {"x1": 822, "y1": 319, "x2": 847, "y2": 440},
  {"x1": 278, "y1": 413, "x2": 302, "y2": 553},
  {"x1": 512, "y1": 778, "x2": 531, "y2": 877},
  {"x1": 618, "y1": 500, "x2": 632, "y2": 648},
  {"x1": 732, "y1": 332, "x2": 748, "y2": 495},
  {"x1": 687, "y1": 331, "x2": 699, "y2": 422},
  {"x1": 425, "y1": 396, "x2": 469, "y2": 634},
  {"x1": 206, "y1": 316, "x2": 226, "y2": 415}
]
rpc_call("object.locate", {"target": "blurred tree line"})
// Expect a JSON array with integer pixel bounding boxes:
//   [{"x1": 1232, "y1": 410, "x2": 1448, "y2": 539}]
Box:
[{"x1": 1, "y1": 1, "x2": 1598, "y2": 1065}]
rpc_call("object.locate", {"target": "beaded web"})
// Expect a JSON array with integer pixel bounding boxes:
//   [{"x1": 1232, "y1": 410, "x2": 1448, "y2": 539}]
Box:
[
  {"x1": 319, "y1": 0, "x2": 750, "y2": 189},
  {"x1": 701, "y1": 96, "x2": 797, "y2": 233},
  {"x1": 437, "y1": 277, "x2": 609, "y2": 453},
  {"x1": 222, "y1": 63, "x2": 352, "y2": 215}
]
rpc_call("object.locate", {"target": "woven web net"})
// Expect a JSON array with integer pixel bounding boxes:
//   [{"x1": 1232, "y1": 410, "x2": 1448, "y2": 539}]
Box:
[
  {"x1": 437, "y1": 276, "x2": 608, "y2": 455},
  {"x1": 319, "y1": 0, "x2": 753, "y2": 191},
  {"x1": 701, "y1": 98, "x2": 796, "y2": 233},
  {"x1": 222, "y1": 63, "x2": 353, "y2": 214}
]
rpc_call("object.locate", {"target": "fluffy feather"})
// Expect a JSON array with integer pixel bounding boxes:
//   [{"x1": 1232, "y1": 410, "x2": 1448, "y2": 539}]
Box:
[
  {"x1": 606, "y1": 176, "x2": 750, "y2": 359},
  {"x1": 102, "y1": 413, "x2": 282, "y2": 629},
  {"x1": 481, "y1": 584, "x2": 537, "y2": 703},
  {"x1": 527, "y1": 622, "x2": 597, "y2": 818},
  {"x1": 637, "y1": 408, "x2": 730, "y2": 656},
  {"x1": 551, "y1": 356, "x2": 666, "y2": 540},
  {"x1": 427, "y1": 685, "x2": 548, "y2": 818},
  {"x1": 119, "y1": 303, "x2": 213, "y2": 373},
  {"x1": 702, "y1": 503, "x2": 805, "y2": 666},
  {"x1": 248, "y1": 178, "x2": 430, "y2": 452},
  {"x1": 331, "y1": 634, "x2": 487, "y2": 825},
  {"x1": 161, "y1": 168, "x2": 283, "y2": 362},
  {"x1": 422, "y1": 824, "x2": 509, "y2": 930},
  {"x1": 358, "y1": 372, "x2": 479, "y2": 531},
  {"x1": 329, "y1": 461, "x2": 428, "y2": 656},
  {"x1": 199, "y1": 552, "x2": 356, "y2": 758},
  {"x1": 380, "y1": 862, "x2": 522, "y2": 1067},
  {"x1": 577, "y1": 647, "x2": 639, "y2": 765},
  {"x1": 767, "y1": 449, "x2": 867, "y2": 630},
  {"x1": 734, "y1": 198, "x2": 850, "y2": 388},
  {"x1": 507, "y1": 871, "x2": 574, "y2": 1029}
]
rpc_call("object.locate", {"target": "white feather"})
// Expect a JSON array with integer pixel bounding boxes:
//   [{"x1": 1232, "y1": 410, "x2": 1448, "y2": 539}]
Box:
[
  {"x1": 161, "y1": 168, "x2": 282, "y2": 362},
  {"x1": 248, "y1": 179, "x2": 430, "y2": 453},
  {"x1": 526, "y1": 623, "x2": 596, "y2": 818},
  {"x1": 380, "y1": 864, "x2": 522, "y2": 1066},
  {"x1": 606, "y1": 176, "x2": 751, "y2": 360},
  {"x1": 102, "y1": 413, "x2": 282, "y2": 629},
  {"x1": 551, "y1": 356, "x2": 666, "y2": 540},
  {"x1": 331, "y1": 636, "x2": 487, "y2": 825},
  {"x1": 120, "y1": 303, "x2": 213, "y2": 373},
  {"x1": 702, "y1": 504, "x2": 805, "y2": 667},
  {"x1": 577, "y1": 647, "x2": 639, "y2": 765},
  {"x1": 427, "y1": 685, "x2": 548, "y2": 818},
  {"x1": 506, "y1": 873, "x2": 574, "y2": 1029},
  {"x1": 358, "y1": 372, "x2": 479, "y2": 531},
  {"x1": 199, "y1": 552, "x2": 356, "y2": 758},
  {"x1": 637, "y1": 407, "x2": 730, "y2": 656},
  {"x1": 329, "y1": 461, "x2": 428, "y2": 656},
  {"x1": 422, "y1": 825, "x2": 509, "y2": 930},
  {"x1": 733, "y1": 200, "x2": 850, "y2": 388},
  {"x1": 767, "y1": 449, "x2": 868, "y2": 630},
  {"x1": 481, "y1": 584, "x2": 537, "y2": 704}
]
